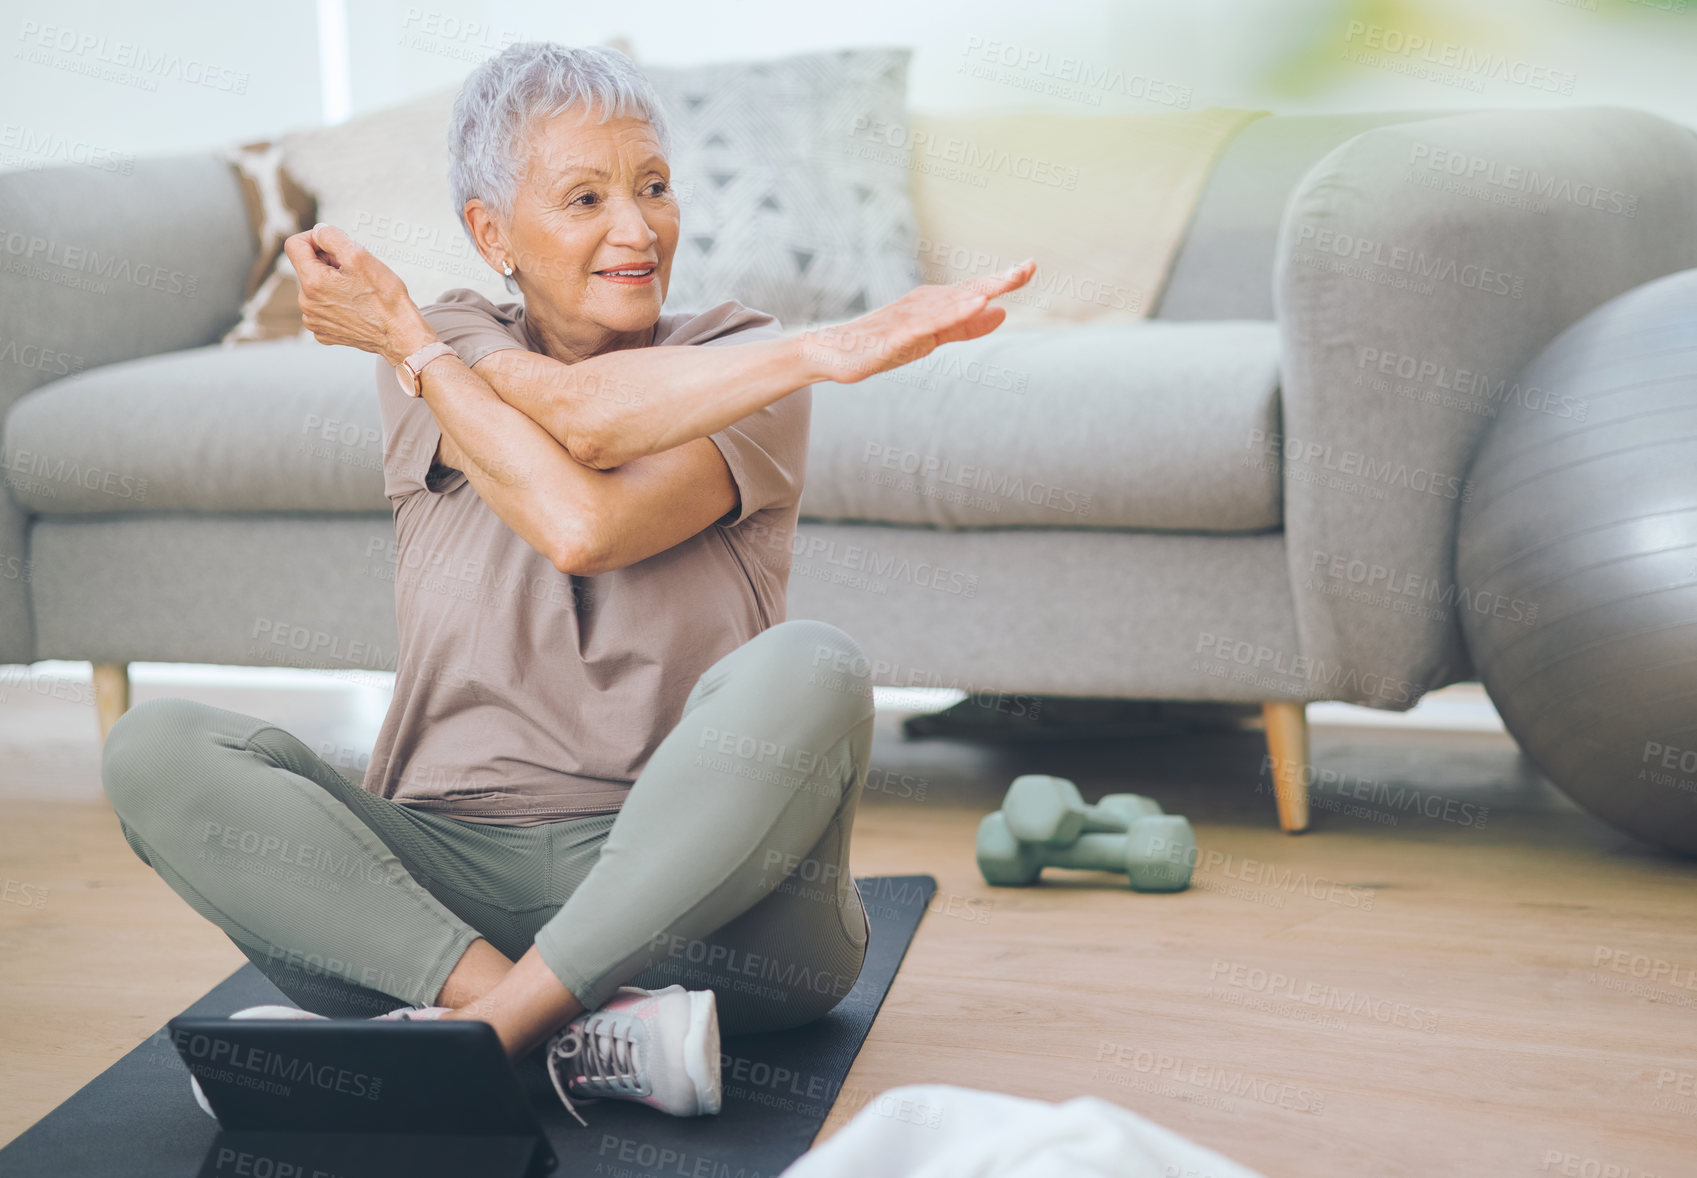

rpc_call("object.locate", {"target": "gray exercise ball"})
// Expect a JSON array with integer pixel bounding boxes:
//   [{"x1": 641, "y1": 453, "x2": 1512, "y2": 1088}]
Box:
[{"x1": 1456, "y1": 268, "x2": 1697, "y2": 855}]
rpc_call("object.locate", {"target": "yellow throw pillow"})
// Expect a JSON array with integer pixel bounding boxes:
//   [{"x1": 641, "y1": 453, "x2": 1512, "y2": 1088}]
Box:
[{"x1": 901, "y1": 106, "x2": 1266, "y2": 326}]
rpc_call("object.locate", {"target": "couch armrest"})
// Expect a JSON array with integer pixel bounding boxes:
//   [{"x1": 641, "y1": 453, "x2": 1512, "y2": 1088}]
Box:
[
  {"x1": 1272, "y1": 107, "x2": 1697, "y2": 708},
  {"x1": 0, "y1": 153, "x2": 255, "y2": 416},
  {"x1": 0, "y1": 152, "x2": 256, "y2": 662}
]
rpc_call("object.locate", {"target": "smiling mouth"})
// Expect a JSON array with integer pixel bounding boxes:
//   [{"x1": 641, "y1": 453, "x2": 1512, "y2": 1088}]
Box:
[{"x1": 594, "y1": 265, "x2": 657, "y2": 279}]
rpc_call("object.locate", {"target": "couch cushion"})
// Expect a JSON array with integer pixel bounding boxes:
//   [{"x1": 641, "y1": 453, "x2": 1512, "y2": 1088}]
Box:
[
  {"x1": 3, "y1": 339, "x2": 384, "y2": 515},
  {"x1": 798, "y1": 319, "x2": 1282, "y2": 532},
  {"x1": 3, "y1": 320, "x2": 1284, "y2": 532}
]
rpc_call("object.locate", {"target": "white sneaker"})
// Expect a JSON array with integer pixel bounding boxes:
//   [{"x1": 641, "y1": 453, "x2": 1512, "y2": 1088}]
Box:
[
  {"x1": 545, "y1": 985, "x2": 720, "y2": 1125},
  {"x1": 187, "y1": 1002, "x2": 453, "y2": 1118},
  {"x1": 373, "y1": 1005, "x2": 454, "y2": 1022}
]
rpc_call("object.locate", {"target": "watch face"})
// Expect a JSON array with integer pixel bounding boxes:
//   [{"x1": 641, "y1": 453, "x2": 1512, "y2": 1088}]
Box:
[{"x1": 394, "y1": 364, "x2": 418, "y2": 397}]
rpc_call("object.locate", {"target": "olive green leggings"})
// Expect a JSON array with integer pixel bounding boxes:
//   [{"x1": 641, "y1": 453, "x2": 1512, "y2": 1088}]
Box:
[{"x1": 100, "y1": 618, "x2": 875, "y2": 1036}]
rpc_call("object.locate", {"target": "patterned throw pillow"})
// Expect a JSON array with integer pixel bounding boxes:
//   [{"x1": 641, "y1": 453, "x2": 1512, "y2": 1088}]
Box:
[
  {"x1": 639, "y1": 47, "x2": 923, "y2": 329},
  {"x1": 219, "y1": 140, "x2": 317, "y2": 345}
]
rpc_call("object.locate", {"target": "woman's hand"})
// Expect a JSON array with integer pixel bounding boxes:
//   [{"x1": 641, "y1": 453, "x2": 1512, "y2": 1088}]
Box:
[
  {"x1": 797, "y1": 259, "x2": 1036, "y2": 385},
  {"x1": 282, "y1": 223, "x2": 438, "y2": 366}
]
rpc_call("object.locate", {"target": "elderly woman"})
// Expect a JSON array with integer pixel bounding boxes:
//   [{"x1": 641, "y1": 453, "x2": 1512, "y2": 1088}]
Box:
[{"x1": 100, "y1": 41, "x2": 1031, "y2": 1125}]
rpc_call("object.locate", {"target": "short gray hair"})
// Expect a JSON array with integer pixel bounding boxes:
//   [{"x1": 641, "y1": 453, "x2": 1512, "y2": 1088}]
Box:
[{"x1": 448, "y1": 42, "x2": 672, "y2": 292}]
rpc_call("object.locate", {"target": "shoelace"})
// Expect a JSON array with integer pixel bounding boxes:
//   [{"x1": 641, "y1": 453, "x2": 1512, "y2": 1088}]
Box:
[{"x1": 545, "y1": 1012, "x2": 643, "y2": 1128}]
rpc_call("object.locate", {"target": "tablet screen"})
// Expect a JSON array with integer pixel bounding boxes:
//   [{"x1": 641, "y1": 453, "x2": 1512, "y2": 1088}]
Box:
[{"x1": 167, "y1": 1016, "x2": 550, "y2": 1146}]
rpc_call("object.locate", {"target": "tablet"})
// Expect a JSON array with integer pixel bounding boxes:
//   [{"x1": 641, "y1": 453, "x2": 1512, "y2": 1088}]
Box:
[{"x1": 168, "y1": 1016, "x2": 557, "y2": 1176}]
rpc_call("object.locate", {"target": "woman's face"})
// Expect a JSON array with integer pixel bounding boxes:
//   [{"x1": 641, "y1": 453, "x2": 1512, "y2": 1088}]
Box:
[{"x1": 479, "y1": 104, "x2": 679, "y2": 344}]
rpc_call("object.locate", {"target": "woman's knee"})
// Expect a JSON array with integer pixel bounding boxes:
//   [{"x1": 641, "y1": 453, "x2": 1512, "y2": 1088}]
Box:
[
  {"x1": 721, "y1": 942, "x2": 869, "y2": 1036},
  {"x1": 747, "y1": 619, "x2": 874, "y2": 712},
  {"x1": 755, "y1": 617, "x2": 864, "y2": 667},
  {"x1": 100, "y1": 697, "x2": 225, "y2": 820}
]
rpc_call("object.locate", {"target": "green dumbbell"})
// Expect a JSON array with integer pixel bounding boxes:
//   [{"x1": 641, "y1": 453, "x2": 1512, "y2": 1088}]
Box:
[
  {"x1": 976, "y1": 810, "x2": 1195, "y2": 892},
  {"x1": 1098, "y1": 793, "x2": 1164, "y2": 824},
  {"x1": 1002, "y1": 775, "x2": 1162, "y2": 845}
]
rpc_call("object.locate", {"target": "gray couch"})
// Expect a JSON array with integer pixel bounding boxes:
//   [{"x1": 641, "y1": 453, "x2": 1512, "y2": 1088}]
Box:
[{"x1": 5, "y1": 105, "x2": 1695, "y2": 832}]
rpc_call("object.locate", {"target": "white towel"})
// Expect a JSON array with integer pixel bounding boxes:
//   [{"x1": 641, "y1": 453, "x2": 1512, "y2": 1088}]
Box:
[{"x1": 778, "y1": 1084, "x2": 1267, "y2": 1178}]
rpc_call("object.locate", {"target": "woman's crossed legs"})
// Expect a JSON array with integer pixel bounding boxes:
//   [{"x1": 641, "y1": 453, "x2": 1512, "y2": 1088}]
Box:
[{"x1": 99, "y1": 618, "x2": 876, "y2": 1050}]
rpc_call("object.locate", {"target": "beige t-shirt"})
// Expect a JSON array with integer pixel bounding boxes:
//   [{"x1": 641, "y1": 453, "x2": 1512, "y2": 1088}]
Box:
[{"x1": 360, "y1": 288, "x2": 810, "y2": 825}]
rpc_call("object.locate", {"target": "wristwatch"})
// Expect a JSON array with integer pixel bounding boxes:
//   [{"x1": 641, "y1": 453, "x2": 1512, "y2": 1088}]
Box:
[{"x1": 394, "y1": 340, "x2": 456, "y2": 398}]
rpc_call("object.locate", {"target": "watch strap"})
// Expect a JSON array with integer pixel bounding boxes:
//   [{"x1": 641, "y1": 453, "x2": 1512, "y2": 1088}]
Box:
[{"x1": 397, "y1": 340, "x2": 456, "y2": 397}]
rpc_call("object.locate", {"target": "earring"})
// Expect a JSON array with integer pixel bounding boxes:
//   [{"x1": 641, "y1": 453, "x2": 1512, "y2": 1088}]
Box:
[{"x1": 502, "y1": 260, "x2": 514, "y2": 276}]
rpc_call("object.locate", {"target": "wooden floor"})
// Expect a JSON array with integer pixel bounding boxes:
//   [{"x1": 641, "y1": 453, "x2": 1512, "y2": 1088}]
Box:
[{"x1": 2, "y1": 671, "x2": 1694, "y2": 1176}]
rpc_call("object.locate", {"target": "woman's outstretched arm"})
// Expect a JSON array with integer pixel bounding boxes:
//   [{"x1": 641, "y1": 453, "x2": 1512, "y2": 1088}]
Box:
[
  {"x1": 286, "y1": 223, "x2": 1033, "y2": 468},
  {"x1": 462, "y1": 259, "x2": 1033, "y2": 469},
  {"x1": 453, "y1": 336, "x2": 815, "y2": 470}
]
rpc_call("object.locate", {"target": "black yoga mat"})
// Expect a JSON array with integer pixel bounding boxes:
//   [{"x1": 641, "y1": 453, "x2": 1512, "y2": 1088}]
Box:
[{"x1": 0, "y1": 874, "x2": 937, "y2": 1178}]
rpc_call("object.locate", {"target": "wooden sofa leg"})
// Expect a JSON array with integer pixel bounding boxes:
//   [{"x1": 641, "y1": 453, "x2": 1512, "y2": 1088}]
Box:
[
  {"x1": 92, "y1": 662, "x2": 130, "y2": 744},
  {"x1": 1261, "y1": 701, "x2": 1310, "y2": 833}
]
